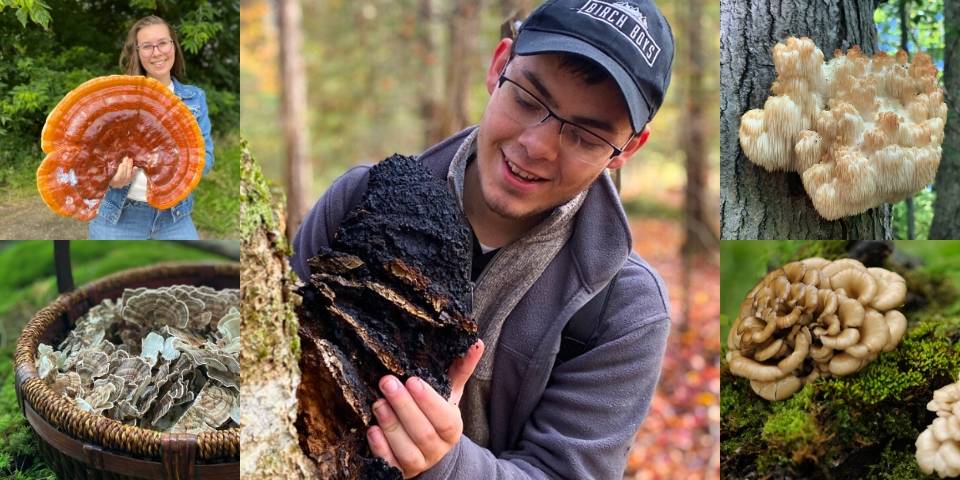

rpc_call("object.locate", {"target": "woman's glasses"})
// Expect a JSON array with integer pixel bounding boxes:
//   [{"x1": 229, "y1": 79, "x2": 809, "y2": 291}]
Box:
[{"x1": 138, "y1": 39, "x2": 173, "y2": 56}]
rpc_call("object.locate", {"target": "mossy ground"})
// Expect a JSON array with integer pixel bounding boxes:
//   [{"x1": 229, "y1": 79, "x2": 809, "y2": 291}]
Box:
[{"x1": 721, "y1": 241, "x2": 960, "y2": 480}]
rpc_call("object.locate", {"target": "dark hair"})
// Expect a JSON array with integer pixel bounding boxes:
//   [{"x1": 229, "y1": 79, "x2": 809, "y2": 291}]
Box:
[
  {"x1": 119, "y1": 16, "x2": 186, "y2": 80},
  {"x1": 508, "y1": 41, "x2": 610, "y2": 85}
]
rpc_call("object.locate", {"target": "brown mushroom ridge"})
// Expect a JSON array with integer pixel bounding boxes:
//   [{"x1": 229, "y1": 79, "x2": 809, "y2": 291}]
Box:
[
  {"x1": 916, "y1": 378, "x2": 960, "y2": 478},
  {"x1": 37, "y1": 75, "x2": 205, "y2": 221},
  {"x1": 738, "y1": 37, "x2": 946, "y2": 220},
  {"x1": 726, "y1": 257, "x2": 907, "y2": 401}
]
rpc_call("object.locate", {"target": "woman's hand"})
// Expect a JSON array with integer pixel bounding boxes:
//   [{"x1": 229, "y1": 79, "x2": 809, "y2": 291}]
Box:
[
  {"x1": 109, "y1": 156, "x2": 134, "y2": 188},
  {"x1": 367, "y1": 340, "x2": 485, "y2": 478}
]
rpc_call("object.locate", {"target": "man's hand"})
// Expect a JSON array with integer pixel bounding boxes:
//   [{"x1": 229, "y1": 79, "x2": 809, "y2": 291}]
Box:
[
  {"x1": 367, "y1": 340, "x2": 485, "y2": 478},
  {"x1": 110, "y1": 156, "x2": 134, "y2": 188}
]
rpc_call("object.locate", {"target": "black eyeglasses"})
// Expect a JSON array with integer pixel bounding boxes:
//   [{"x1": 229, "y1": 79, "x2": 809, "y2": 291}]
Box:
[{"x1": 495, "y1": 69, "x2": 634, "y2": 166}]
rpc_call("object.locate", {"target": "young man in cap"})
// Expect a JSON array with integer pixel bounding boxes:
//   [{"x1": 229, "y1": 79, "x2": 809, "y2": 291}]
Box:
[{"x1": 292, "y1": 0, "x2": 673, "y2": 477}]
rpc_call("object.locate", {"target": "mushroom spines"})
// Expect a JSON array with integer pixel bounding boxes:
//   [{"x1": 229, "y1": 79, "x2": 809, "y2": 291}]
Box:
[{"x1": 738, "y1": 36, "x2": 945, "y2": 220}]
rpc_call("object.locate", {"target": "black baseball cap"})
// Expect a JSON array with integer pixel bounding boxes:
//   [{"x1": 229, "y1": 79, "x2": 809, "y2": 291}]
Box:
[{"x1": 514, "y1": 0, "x2": 674, "y2": 133}]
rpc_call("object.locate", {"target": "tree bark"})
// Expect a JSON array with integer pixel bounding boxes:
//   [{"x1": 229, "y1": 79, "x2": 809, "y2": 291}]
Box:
[
  {"x1": 683, "y1": 0, "x2": 719, "y2": 256},
  {"x1": 278, "y1": 0, "x2": 311, "y2": 241},
  {"x1": 929, "y1": 1, "x2": 960, "y2": 239},
  {"x1": 239, "y1": 143, "x2": 317, "y2": 478},
  {"x1": 417, "y1": 0, "x2": 446, "y2": 145},
  {"x1": 899, "y1": 0, "x2": 915, "y2": 239},
  {"x1": 720, "y1": 0, "x2": 891, "y2": 239}
]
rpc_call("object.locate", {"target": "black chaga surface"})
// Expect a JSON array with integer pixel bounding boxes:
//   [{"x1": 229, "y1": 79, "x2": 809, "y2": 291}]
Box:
[{"x1": 296, "y1": 154, "x2": 478, "y2": 479}]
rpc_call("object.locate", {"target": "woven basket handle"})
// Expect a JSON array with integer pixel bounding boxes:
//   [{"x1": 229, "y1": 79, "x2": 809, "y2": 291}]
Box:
[
  {"x1": 54, "y1": 240, "x2": 74, "y2": 294},
  {"x1": 162, "y1": 433, "x2": 198, "y2": 479}
]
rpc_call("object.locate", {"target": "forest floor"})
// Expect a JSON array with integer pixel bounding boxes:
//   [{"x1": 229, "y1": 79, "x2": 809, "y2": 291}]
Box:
[
  {"x1": 0, "y1": 195, "x2": 86, "y2": 240},
  {"x1": 623, "y1": 217, "x2": 720, "y2": 480},
  {"x1": 0, "y1": 194, "x2": 223, "y2": 240}
]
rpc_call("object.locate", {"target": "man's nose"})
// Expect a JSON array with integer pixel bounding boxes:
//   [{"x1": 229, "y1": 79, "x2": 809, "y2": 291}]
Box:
[{"x1": 518, "y1": 115, "x2": 561, "y2": 163}]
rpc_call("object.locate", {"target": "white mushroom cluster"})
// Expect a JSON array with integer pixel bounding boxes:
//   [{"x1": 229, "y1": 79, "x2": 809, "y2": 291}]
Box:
[
  {"x1": 917, "y1": 379, "x2": 960, "y2": 478},
  {"x1": 727, "y1": 258, "x2": 908, "y2": 401},
  {"x1": 739, "y1": 37, "x2": 946, "y2": 220}
]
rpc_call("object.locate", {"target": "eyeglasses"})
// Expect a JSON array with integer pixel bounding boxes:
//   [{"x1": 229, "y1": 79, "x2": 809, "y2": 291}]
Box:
[
  {"x1": 495, "y1": 70, "x2": 634, "y2": 166},
  {"x1": 138, "y1": 39, "x2": 173, "y2": 55}
]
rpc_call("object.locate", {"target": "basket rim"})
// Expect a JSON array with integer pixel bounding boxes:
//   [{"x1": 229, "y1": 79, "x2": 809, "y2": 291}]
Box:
[{"x1": 14, "y1": 261, "x2": 240, "y2": 462}]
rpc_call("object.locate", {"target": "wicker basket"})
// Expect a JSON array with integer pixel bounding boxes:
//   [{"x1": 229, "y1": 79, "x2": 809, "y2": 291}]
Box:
[{"x1": 14, "y1": 262, "x2": 240, "y2": 479}]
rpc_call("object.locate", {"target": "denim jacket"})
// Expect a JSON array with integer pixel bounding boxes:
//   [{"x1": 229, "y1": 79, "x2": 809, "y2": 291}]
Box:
[{"x1": 94, "y1": 77, "x2": 215, "y2": 225}]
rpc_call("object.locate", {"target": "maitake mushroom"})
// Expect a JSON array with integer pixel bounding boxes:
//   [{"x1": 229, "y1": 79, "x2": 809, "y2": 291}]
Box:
[
  {"x1": 727, "y1": 257, "x2": 908, "y2": 401},
  {"x1": 739, "y1": 37, "x2": 946, "y2": 220},
  {"x1": 916, "y1": 378, "x2": 960, "y2": 478}
]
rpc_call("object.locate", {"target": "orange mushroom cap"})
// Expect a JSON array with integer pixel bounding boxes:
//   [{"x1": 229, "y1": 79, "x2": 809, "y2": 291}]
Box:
[{"x1": 37, "y1": 75, "x2": 205, "y2": 221}]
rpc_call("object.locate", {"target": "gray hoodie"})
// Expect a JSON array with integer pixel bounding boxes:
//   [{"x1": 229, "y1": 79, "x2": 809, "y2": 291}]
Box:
[{"x1": 292, "y1": 127, "x2": 670, "y2": 480}]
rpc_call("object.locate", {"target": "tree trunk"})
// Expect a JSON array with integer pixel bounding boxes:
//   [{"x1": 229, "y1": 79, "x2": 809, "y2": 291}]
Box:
[
  {"x1": 720, "y1": 0, "x2": 891, "y2": 239},
  {"x1": 417, "y1": 0, "x2": 446, "y2": 145},
  {"x1": 682, "y1": 0, "x2": 719, "y2": 256},
  {"x1": 929, "y1": 1, "x2": 960, "y2": 238},
  {"x1": 899, "y1": 0, "x2": 915, "y2": 239},
  {"x1": 239, "y1": 142, "x2": 317, "y2": 478},
  {"x1": 441, "y1": 0, "x2": 482, "y2": 137},
  {"x1": 278, "y1": 0, "x2": 311, "y2": 240}
]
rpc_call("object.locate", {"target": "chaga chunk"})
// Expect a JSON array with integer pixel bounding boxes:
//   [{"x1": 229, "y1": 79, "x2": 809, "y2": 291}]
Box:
[{"x1": 296, "y1": 154, "x2": 478, "y2": 479}]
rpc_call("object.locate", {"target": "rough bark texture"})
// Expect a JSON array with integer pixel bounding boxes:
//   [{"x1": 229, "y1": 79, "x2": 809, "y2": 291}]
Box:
[
  {"x1": 295, "y1": 154, "x2": 478, "y2": 479},
  {"x1": 720, "y1": 0, "x2": 892, "y2": 239},
  {"x1": 239, "y1": 142, "x2": 317, "y2": 479},
  {"x1": 929, "y1": 0, "x2": 960, "y2": 239}
]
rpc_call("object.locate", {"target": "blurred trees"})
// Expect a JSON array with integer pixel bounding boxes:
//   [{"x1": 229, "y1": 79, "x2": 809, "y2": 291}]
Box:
[{"x1": 277, "y1": 0, "x2": 310, "y2": 239}]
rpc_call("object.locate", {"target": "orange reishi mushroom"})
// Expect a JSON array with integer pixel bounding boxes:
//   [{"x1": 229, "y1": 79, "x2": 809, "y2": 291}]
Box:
[
  {"x1": 37, "y1": 75, "x2": 205, "y2": 221},
  {"x1": 738, "y1": 37, "x2": 946, "y2": 220}
]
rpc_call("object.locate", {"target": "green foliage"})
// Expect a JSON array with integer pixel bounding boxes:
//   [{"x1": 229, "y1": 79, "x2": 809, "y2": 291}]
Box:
[
  {"x1": 194, "y1": 133, "x2": 240, "y2": 238},
  {"x1": 0, "y1": 0, "x2": 239, "y2": 195},
  {"x1": 893, "y1": 190, "x2": 936, "y2": 240},
  {"x1": 874, "y1": 0, "x2": 944, "y2": 68},
  {"x1": 0, "y1": 0, "x2": 52, "y2": 29}
]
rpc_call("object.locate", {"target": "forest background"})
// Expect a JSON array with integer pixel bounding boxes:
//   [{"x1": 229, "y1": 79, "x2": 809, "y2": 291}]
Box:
[{"x1": 0, "y1": 0, "x2": 240, "y2": 239}]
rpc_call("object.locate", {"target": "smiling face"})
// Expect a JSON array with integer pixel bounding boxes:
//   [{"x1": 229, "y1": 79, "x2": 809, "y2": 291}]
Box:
[
  {"x1": 137, "y1": 23, "x2": 175, "y2": 83},
  {"x1": 471, "y1": 39, "x2": 647, "y2": 225}
]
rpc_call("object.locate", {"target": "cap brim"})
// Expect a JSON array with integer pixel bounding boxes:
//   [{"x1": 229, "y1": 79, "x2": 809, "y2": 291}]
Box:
[{"x1": 515, "y1": 29, "x2": 649, "y2": 132}]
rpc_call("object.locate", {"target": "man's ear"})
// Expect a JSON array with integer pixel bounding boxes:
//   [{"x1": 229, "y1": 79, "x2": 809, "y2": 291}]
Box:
[
  {"x1": 607, "y1": 126, "x2": 650, "y2": 170},
  {"x1": 486, "y1": 38, "x2": 513, "y2": 95}
]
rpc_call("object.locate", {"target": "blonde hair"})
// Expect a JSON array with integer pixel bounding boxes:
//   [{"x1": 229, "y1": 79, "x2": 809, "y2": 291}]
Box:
[{"x1": 119, "y1": 15, "x2": 186, "y2": 80}]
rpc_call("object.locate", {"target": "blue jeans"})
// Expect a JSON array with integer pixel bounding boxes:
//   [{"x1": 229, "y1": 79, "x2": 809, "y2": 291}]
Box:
[{"x1": 88, "y1": 199, "x2": 199, "y2": 239}]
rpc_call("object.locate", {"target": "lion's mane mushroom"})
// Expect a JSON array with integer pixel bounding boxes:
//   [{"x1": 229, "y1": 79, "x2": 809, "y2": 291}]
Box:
[
  {"x1": 738, "y1": 37, "x2": 946, "y2": 220},
  {"x1": 38, "y1": 75, "x2": 206, "y2": 221},
  {"x1": 726, "y1": 257, "x2": 907, "y2": 401},
  {"x1": 916, "y1": 379, "x2": 960, "y2": 478}
]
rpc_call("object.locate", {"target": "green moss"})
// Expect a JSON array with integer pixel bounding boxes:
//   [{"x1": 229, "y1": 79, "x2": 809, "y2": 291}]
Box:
[
  {"x1": 761, "y1": 386, "x2": 819, "y2": 454},
  {"x1": 867, "y1": 445, "x2": 936, "y2": 480}
]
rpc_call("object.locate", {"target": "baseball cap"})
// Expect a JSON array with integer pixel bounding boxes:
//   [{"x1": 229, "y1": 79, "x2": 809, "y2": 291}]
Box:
[{"x1": 514, "y1": 0, "x2": 675, "y2": 133}]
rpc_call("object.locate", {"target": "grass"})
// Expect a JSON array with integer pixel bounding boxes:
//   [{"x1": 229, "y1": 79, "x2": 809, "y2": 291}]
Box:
[
  {"x1": 0, "y1": 240, "x2": 235, "y2": 478},
  {"x1": 195, "y1": 133, "x2": 241, "y2": 238}
]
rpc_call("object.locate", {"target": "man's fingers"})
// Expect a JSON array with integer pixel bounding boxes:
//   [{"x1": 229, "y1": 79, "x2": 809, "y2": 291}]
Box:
[
  {"x1": 367, "y1": 425, "x2": 401, "y2": 470},
  {"x1": 379, "y1": 376, "x2": 441, "y2": 450},
  {"x1": 448, "y1": 340, "x2": 484, "y2": 405},
  {"x1": 407, "y1": 377, "x2": 462, "y2": 444},
  {"x1": 372, "y1": 398, "x2": 426, "y2": 473}
]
